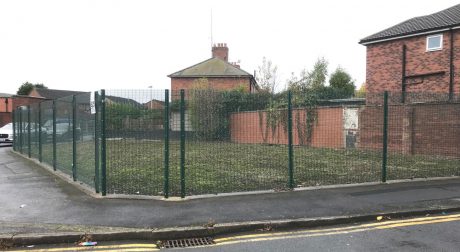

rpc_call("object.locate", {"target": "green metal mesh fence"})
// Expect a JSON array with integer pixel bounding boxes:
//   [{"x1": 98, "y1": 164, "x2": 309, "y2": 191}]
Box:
[
  {"x1": 40, "y1": 100, "x2": 54, "y2": 167},
  {"x1": 385, "y1": 92, "x2": 460, "y2": 180},
  {"x1": 11, "y1": 95, "x2": 97, "y2": 191},
  {"x1": 292, "y1": 95, "x2": 382, "y2": 187},
  {"x1": 175, "y1": 89, "x2": 288, "y2": 195},
  {"x1": 21, "y1": 106, "x2": 29, "y2": 156},
  {"x1": 29, "y1": 103, "x2": 39, "y2": 159},
  {"x1": 10, "y1": 90, "x2": 460, "y2": 197},
  {"x1": 104, "y1": 89, "x2": 165, "y2": 195},
  {"x1": 75, "y1": 92, "x2": 96, "y2": 187},
  {"x1": 55, "y1": 95, "x2": 74, "y2": 177}
]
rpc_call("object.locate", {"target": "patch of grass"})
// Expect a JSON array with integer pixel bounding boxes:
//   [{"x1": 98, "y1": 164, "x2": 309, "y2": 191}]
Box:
[
  {"x1": 105, "y1": 140, "x2": 460, "y2": 196},
  {"x1": 24, "y1": 139, "x2": 460, "y2": 196}
]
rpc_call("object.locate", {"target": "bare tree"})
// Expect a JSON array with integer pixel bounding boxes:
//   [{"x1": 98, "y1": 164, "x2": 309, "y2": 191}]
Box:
[{"x1": 256, "y1": 57, "x2": 279, "y2": 94}]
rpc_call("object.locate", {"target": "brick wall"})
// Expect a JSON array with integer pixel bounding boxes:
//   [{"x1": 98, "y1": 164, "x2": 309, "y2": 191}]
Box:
[
  {"x1": 0, "y1": 97, "x2": 13, "y2": 112},
  {"x1": 358, "y1": 103, "x2": 460, "y2": 157},
  {"x1": 171, "y1": 77, "x2": 251, "y2": 97},
  {"x1": 230, "y1": 107, "x2": 344, "y2": 148},
  {"x1": 365, "y1": 30, "x2": 460, "y2": 103},
  {"x1": 0, "y1": 113, "x2": 12, "y2": 127},
  {"x1": 12, "y1": 96, "x2": 47, "y2": 109}
]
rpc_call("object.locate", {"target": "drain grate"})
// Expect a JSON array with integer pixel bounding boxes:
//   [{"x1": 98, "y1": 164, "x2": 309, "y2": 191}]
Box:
[{"x1": 159, "y1": 237, "x2": 215, "y2": 248}]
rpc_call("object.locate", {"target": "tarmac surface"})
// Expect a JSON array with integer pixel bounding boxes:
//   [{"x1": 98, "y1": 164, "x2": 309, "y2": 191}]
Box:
[{"x1": 1, "y1": 145, "x2": 460, "y2": 236}]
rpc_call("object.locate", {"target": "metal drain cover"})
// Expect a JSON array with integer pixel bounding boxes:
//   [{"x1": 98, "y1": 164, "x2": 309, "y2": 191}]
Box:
[{"x1": 159, "y1": 237, "x2": 215, "y2": 248}]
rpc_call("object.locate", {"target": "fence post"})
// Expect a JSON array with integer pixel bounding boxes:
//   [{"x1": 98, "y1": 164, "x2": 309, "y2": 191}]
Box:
[
  {"x1": 38, "y1": 102, "x2": 42, "y2": 162},
  {"x1": 287, "y1": 90, "x2": 294, "y2": 189},
  {"x1": 72, "y1": 95, "x2": 77, "y2": 181},
  {"x1": 164, "y1": 89, "x2": 170, "y2": 198},
  {"x1": 381, "y1": 91, "x2": 389, "y2": 183},
  {"x1": 52, "y1": 100, "x2": 57, "y2": 171},
  {"x1": 101, "y1": 90, "x2": 107, "y2": 196},
  {"x1": 19, "y1": 107, "x2": 23, "y2": 154},
  {"x1": 27, "y1": 105, "x2": 31, "y2": 158},
  {"x1": 180, "y1": 89, "x2": 186, "y2": 198},
  {"x1": 94, "y1": 91, "x2": 100, "y2": 193},
  {"x1": 12, "y1": 109, "x2": 16, "y2": 151}
]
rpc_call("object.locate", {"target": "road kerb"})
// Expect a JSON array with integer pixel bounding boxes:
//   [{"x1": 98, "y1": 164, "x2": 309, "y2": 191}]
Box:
[{"x1": 3, "y1": 206, "x2": 460, "y2": 247}]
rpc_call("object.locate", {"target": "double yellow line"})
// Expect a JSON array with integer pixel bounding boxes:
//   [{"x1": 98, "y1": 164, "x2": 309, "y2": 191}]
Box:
[
  {"x1": 214, "y1": 213, "x2": 460, "y2": 246},
  {"x1": 11, "y1": 243, "x2": 159, "y2": 252}
]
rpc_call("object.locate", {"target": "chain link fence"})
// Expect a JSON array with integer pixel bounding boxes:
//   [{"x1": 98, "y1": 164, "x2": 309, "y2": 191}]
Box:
[{"x1": 12, "y1": 89, "x2": 460, "y2": 197}]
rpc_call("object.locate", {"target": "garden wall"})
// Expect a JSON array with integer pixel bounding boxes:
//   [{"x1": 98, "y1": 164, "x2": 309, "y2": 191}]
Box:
[
  {"x1": 358, "y1": 103, "x2": 460, "y2": 157},
  {"x1": 230, "y1": 107, "x2": 344, "y2": 148}
]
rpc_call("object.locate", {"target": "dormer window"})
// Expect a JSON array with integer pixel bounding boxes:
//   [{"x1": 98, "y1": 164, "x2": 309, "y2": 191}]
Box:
[{"x1": 426, "y1": 34, "x2": 443, "y2": 51}]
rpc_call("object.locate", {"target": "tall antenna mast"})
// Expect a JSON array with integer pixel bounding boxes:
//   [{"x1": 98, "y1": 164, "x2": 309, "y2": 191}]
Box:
[{"x1": 210, "y1": 9, "x2": 213, "y2": 47}]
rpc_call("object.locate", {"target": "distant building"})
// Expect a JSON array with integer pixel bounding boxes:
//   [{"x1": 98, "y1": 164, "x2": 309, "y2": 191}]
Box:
[
  {"x1": 29, "y1": 88, "x2": 85, "y2": 100},
  {"x1": 168, "y1": 43, "x2": 258, "y2": 96},
  {"x1": 1, "y1": 92, "x2": 48, "y2": 127},
  {"x1": 144, "y1": 99, "x2": 164, "y2": 110}
]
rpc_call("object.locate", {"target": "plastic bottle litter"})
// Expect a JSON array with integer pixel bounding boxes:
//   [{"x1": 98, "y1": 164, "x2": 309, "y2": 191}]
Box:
[
  {"x1": 79, "y1": 242, "x2": 97, "y2": 246},
  {"x1": 20, "y1": 204, "x2": 26, "y2": 208}
]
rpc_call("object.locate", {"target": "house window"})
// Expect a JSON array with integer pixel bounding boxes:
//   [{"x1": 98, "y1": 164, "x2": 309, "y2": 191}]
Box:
[{"x1": 426, "y1": 34, "x2": 443, "y2": 51}]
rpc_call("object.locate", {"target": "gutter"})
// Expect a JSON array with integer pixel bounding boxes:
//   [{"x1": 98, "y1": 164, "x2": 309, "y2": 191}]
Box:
[{"x1": 360, "y1": 26, "x2": 460, "y2": 45}]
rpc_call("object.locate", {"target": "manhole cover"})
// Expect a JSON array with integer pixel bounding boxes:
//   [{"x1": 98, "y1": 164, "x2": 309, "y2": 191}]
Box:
[{"x1": 159, "y1": 237, "x2": 215, "y2": 248}]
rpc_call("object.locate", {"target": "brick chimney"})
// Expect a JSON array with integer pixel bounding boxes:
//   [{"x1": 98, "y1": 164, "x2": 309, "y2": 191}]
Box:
[
  {"x1": 212, "y1": 43, "x2": 229, "y2": 61},
  {"x1": 230, "y1": 62, "x2": 240, "y2": 68}
]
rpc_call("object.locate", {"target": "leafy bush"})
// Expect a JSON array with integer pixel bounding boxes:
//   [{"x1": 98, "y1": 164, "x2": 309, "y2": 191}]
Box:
[{"x1": 107, "y1": 103, "x2": 163, "y2": 130}]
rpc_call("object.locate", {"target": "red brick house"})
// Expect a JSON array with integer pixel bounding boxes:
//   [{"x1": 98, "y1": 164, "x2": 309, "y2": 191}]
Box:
[
  {"x1": 144, "y1": 99, "x2": 164, "y2": 110},
  {"x1": 168, "y1": 43, "x2": 258, "y2": 96},
  {"x1": 0, "y1": 93, "x2": 48, "y2": 127},
  {"x1": 360, "y1": 4, "x2": 460, "y2": 103}
]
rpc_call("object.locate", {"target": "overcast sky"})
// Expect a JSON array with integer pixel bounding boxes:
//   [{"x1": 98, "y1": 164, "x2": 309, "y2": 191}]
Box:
[{"x1": 1, "y1": 0, "x2": 458, "y2": 95}]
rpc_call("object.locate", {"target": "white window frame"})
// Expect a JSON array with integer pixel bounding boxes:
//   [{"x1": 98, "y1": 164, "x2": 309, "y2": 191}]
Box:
[{"x1": 426, "y1": 34, "x2": 443, "y2": 51}]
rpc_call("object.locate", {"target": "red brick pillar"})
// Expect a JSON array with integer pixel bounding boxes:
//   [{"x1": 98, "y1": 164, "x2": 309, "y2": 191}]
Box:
[{"x1": 402, "y1": 106, "x2": 414, "y2": 155}]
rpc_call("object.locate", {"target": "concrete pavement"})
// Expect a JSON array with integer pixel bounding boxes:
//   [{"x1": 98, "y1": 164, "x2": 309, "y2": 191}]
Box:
[{"x1": 2, "y1": 146, "x2": 460, "y2": 244}]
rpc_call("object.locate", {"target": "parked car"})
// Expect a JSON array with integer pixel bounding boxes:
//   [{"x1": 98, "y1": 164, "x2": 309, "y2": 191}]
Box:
[
  {"x1": 43, "y1": 119, "x2": 81, "y2": 141},
  {"x1": 0, "y1": 123, "x2": 13, "y2": 145}
]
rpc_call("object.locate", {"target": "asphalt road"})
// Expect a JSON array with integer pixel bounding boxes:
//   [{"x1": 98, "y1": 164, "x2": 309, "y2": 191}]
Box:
[
  {"x1": 195, "y1": 213, "x2": 460, "y2": 252},
  {"x1": 10, "y1": 213, "x2": 460, "y2": 251}
]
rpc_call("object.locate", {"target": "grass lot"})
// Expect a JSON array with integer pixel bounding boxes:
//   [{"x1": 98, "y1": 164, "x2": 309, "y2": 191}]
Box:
[
  {"x1": 19, "y1": 139, "x2": 460, "y2": 196},
  {"x1": 105, "y1": 140, "x2": 460, "y2": 196},
  {"x1": 39, "y1": 140, "x2": 96, "y2": 188}
]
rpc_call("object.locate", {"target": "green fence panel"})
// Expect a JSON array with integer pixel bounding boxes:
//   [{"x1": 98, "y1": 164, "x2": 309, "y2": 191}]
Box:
[
  {"x1": 171, "y1": 89, "x2": 287, "y2": 196},
  {"x1": 29, "y1": 103, "x2": 40, "y2": 160},
  {"x1": 292, "y1": 92, "x2": 383, "y2": 187},
  {"x1": 386, "y1": 92, "x2": 460, "y2": 180},
  {"x1": 40, "y1": 100, "x2": 54, "y2": 167},
  {"x1": 19, "y1": 107, "x2": 24, "y2": 154},
  {"x1": 75, "y1": 92, "x2": 96, "y2": 188},
  {"x1": 55, "y1": 95, "x2": 74, "y2": 177},
  {"x1": 104, "y1": 89, "x2": 165, "y2": 196}
]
